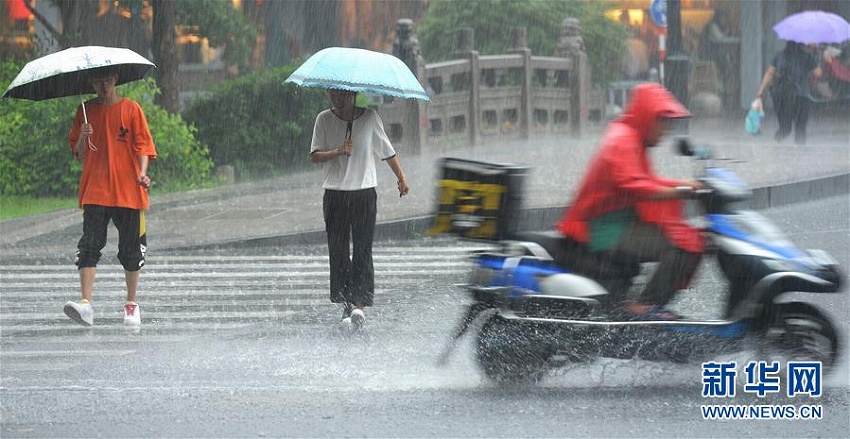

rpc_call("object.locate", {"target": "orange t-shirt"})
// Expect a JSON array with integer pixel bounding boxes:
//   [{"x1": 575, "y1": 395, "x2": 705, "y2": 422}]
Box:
[{"x1": 68, "y1": 98, "x2": 157, "y2": 210}]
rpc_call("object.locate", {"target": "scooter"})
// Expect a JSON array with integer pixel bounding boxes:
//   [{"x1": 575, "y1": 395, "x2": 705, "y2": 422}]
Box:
[{"x1": 435, "y1": 141, "x2": 844, "y2": 383}]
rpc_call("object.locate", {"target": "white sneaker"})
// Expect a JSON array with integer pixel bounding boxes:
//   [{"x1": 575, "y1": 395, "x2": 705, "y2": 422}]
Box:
[
  {"x1": 350, "y1": 308, "x2": 365, "y2": 331},
  {"x1": 64, "y1": 299, "x2": 93, "y2": 326},
  {"x1": 123, "y1": 302, "x2": 141, "y2": 326},
  {"x1": 338, "y1": 316, "x2": 353, "y2": 333},
  {"x1": 336, "y1": 302, "x2": 353, "y2": 332}
]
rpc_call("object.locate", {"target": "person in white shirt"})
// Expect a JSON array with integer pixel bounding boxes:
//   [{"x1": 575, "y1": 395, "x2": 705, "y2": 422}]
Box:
[{"x1": 310, "y1": 89, "x2": 409, "y2": 331}]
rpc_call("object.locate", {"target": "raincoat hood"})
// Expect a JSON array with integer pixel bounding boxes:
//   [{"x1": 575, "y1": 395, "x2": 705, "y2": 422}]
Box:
[
  {"x1": 618, "y1": 82, "x2": 690, "y2": 144},
  {"x1": 555, "y1": 82, "x2": 703, "y2": 254}
]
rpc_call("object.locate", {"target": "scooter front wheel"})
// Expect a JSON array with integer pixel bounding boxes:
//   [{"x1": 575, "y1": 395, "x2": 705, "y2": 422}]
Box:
[{"x1": 760, "y1": 302, "x2": 840, "y2": 370}]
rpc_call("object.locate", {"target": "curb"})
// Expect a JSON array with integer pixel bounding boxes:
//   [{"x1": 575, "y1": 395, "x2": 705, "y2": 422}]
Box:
[
  {"x1": 748, "y1": 172, "x2": 848, "y2": 210},
  {"x1": 171, "y1": 171, "x2": 849, "y2": 252}
]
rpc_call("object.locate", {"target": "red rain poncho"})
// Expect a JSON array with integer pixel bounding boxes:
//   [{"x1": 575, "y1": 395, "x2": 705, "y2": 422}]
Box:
[{"x1": 556, "y1": 83, "x2": 704, "y2": 253}]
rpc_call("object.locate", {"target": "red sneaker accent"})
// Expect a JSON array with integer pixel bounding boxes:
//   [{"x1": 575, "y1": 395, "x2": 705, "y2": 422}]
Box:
[{"x1": 124, "y1": 304, "x2": 137, "y2": 316}]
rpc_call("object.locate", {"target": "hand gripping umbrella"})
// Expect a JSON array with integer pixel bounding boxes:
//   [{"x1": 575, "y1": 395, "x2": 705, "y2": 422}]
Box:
[{"x1": 2, "y1": 45, "x2": 156, "y2": 123}]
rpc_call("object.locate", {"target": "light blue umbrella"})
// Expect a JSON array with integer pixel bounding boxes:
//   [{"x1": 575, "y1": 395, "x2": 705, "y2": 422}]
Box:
[{"x1": 283, "y1": 47, "x2": 430, "y2": 101}]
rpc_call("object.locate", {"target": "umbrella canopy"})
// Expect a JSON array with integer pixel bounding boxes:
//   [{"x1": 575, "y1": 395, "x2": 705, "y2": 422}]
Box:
[
  {"x1": 2, "y1": 46, "x2": 156, "y2": 101},
  {"x1": 773, "y1": 10, "x2": 850, "y2": 45},
  {"x1": 283, "y1": 47, "x2": 430, "y2": 101}
]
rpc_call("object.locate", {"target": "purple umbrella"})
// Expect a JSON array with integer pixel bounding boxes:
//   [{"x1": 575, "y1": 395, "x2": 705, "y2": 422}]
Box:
[{"x1": 773, "y1": 10, "x2": 850, "y2": 44}]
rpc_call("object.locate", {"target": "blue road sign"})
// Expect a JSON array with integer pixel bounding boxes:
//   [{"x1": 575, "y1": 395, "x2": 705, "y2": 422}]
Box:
[{"x1": 650, "y1": 0, "x2": 667, "y2": 27}]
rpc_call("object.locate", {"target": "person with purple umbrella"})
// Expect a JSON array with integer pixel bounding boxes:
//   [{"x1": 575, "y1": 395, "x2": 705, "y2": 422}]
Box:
[{"x1": 756, "y1": 42, "x2": 823, "y2": 145}]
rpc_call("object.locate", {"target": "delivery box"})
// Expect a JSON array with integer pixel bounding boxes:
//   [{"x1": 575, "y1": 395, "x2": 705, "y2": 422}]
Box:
[{"x1": 428, "y1": 157, "x2": 528, "y2": 240}]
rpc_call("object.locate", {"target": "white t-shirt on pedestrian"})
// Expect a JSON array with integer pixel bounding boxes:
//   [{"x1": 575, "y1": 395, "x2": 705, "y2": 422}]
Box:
[{"x1": 310, "y1": 107, "x2": 397, "y2": 191}]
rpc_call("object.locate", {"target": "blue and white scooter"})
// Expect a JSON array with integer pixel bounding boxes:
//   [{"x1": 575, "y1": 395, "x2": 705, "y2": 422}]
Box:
[{"x1": 437, "y1": 141, "x2": 844, "y2": 383}]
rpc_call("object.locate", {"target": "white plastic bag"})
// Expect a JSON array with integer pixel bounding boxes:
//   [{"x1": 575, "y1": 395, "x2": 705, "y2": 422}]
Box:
[{"x1": 745, "y1": 98, "x2": 764, "y2": 135}]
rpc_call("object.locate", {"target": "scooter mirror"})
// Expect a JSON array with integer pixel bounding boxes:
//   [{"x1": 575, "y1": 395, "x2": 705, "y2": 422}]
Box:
[
  {"x1": 675, "y1": 137, "x2": 712, "y2": 160},
  {"x1": 675, "y1": 136, "x2": 694, "y2": 156}
]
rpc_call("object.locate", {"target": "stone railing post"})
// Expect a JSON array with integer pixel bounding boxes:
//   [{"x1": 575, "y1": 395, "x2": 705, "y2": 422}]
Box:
[
  {"x1": 508, "y1": 26, "x2": 531, "y2": 140},
  {"x1": 454, "y1": 27, "x2": 479, "y2": 146},
  {"x1": 392, "y1": 18, "x2": 425, "y2": 154},
  {"x1": 556, "y1": 18, "x2": 588, "y2": 138},
  {"x1": 573, "y1": 51, "x2": 589, "y2": 138}
]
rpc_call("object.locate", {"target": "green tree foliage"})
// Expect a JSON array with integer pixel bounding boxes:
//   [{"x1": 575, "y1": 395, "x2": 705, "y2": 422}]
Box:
[
  {"x1": 417, "y1": 0, "x2": 628, "y2": 85},
  {"x1": 122, "y1": 79, "x2": 215, "y2": 192},
  {"x1": 182, "y1": 64, "x2": 327, "y2": 179},
  {"x1": 0, "y1": 60, "x2": 78, "y2": 197},
  {"x1": 175, "y1": 0, "x2": 257, "y2": 71},
  {"x1": 0, "y1": 59, "x2": 214, "y2": 197}
]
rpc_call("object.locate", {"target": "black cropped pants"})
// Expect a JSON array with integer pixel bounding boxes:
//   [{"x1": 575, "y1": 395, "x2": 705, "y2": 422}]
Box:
[{"x1": 76, "y1": 205, "x2": 147, "y2": 272}]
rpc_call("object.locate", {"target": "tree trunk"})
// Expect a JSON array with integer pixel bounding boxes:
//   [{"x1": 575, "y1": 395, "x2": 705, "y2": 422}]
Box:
[
  {"x1": 263, "y1": 0, "x2": 290, "y2": 67},
  {"x1": 302, "y1": 0, "x2": 340, "y2": 52},
  {"x1": 53, "y1": 0, "x2": 98, "y2": 47},
  {"x1": 151, "y1": 0, "x2": 180, "y2": 113}
]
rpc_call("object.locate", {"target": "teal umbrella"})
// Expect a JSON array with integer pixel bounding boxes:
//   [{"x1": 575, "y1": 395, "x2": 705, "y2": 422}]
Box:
[{"x1": 283, "y1": 47, "x2": 430, "y2": 101}]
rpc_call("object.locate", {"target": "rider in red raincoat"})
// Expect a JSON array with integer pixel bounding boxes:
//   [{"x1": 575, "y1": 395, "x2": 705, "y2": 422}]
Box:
[{"x1": 556, "y1": 82, "x2": 705, "y2": 320}]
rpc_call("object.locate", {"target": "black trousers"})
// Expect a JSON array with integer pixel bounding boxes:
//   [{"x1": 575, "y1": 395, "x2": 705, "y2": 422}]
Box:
[
  {"x1": 608, "y1": 221, "x2": 701, "y2": 306},
  {"x1": 76, "y1": 205, "x2": 147, "y2": 272},
  {"x1": 772, "y1": 88, "x2": 811, "y2": 144},
  {"x1": 323, "y1": 188, "x2": 376, "y2": 306}
]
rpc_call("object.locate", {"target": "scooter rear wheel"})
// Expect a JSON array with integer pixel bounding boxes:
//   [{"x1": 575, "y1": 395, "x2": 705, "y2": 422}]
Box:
[
  {"x1": 476, "y1": 315, "x2": 553, "y2": 383},
  {"x1": 760, "y1": 302, "x2": 840, "y2": 370}
]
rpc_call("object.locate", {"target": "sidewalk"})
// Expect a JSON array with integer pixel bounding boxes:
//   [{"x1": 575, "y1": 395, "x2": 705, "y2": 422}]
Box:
[{"x1": 1, "y1": 113, "x2": 848, "y2": 258}]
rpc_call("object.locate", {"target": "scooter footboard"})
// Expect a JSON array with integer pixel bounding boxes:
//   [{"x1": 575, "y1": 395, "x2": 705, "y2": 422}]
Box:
[{"x1": 510, "y1": 294, "x2": 599, "y2": 320}]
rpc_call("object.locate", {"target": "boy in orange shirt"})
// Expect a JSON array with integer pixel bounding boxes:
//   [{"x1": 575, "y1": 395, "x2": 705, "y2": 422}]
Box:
[{"x1": 64, "y1": 66, "x2": 157, "y2": 326}]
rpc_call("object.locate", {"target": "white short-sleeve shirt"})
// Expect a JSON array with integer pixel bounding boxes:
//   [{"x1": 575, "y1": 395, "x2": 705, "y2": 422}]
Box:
[{"x1": 310, "y1": 107, "x2": 397, "y2": 191}]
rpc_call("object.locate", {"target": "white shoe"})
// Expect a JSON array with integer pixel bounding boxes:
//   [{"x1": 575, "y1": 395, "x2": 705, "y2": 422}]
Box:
[
  {"x1": 123, "y1": 302, "x2": 141, "y2": 326},
  {"x1": 350, "y1": 308, "x2": 365, "y2": 331},
  {"x1": 338, "y1": 316, "x2": 353, "y2": 333},
  {"x1": 64, "y1": 299, "x2": 93, "y2": 326}
]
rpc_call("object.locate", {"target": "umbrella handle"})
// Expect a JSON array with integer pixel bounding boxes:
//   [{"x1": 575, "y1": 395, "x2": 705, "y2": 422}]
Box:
[
  {"x1": 80, "y1": 98, "x2": 97, "y2": 152},
  {"x1": 343, "y1": 120, "x2": 353, "y2": 156}
]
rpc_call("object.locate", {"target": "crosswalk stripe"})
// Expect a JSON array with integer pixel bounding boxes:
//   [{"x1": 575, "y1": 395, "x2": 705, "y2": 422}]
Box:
[
  {"x1": 1, "y1": 335, "x2": 192, "y2": 344},
  {"x1": 0, "y1": 247, "x2": 483, "y2": 266},
  {"x1": 2, "y1": 350, "x2": 137, "y2": 358},
  {"x1": 1, "y1": 298, "x2": 331, "y2": 310},
  {"x1": 1, "y1": 289, "x2": 329, "y2": 299},
  {"x1": 1, "y1": 267, "x2": 466, "y2": 279},
  {"x1": 1, "y1": 309, "x2": 302, "y2": 321},
  {"x1": 1, "y1": 276, "x2": 461, "y2": 291},
  {"x1": 1, "y1": 322, "x2": 257, "y2": 334},
  {"x1": 0, "y1": 258, "x2": 472, "y2": 272}
]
